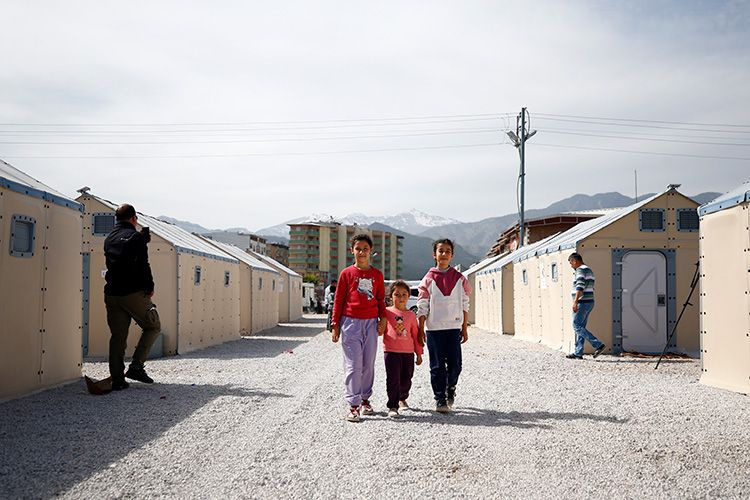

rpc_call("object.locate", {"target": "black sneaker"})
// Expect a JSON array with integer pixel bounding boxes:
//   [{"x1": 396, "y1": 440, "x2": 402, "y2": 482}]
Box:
[
  {"x1": 447, "y1": 386, "x2": 456, "y2": 408},
  {"x1": 593, "y1": 345, "x2": 606, "y2": 358},
  {"x1": 565, "y1": 353, "x2": 583, "y2": 360},
  {"x1": 112, "y1": 379, "x2": 130, "y2": 390},
  {"x1": 125, "y1": 368, "x2": 154, "y2": 384}
]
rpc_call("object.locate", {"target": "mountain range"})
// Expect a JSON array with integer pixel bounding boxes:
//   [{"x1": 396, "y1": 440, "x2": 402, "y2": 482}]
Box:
[{"x1": 159, "y1": 190, "x2": 720, "y2": 278}]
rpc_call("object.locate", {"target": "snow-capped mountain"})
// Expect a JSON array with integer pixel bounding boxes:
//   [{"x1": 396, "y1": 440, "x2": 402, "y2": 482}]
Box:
[{"x1": 255, "y1": 209, "x2": 461, "y2": 239}]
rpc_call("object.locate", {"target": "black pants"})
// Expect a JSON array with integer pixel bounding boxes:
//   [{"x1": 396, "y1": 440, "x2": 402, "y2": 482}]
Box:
[
  {"x1": 384, "y1": 352, "x2": 415, "y2": 409},
  {"x1": 426, "y1": 329, "x2": 462, "y2": 404}
]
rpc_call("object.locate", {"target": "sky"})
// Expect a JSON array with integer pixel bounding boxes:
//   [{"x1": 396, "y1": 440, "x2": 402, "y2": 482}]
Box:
[{"x1": 1, "y1": 0, "x2": 749, "y2": 231}]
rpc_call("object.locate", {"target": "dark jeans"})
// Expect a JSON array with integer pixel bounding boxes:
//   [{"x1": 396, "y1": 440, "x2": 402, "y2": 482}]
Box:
[
  {"x1": 105, "y1": 291, "x2": 161, "y2": 381},
  {"x1": 384, "y1": 352, "x2": 415, "y2": 409},
  {"x1": 425, "y1": 329, "x2": 462, "y2": 404}
]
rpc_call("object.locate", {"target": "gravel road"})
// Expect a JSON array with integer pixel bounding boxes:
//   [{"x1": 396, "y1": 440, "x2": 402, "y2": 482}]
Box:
[{"x1": 1, "y1": 314, "x2": 749, "y2": 499}]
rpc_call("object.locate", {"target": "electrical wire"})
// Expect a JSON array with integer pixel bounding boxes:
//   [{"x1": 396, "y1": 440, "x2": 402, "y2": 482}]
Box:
[
  {"x1": 534, "y1": 142, "x2": 750, "y2": 161},
  {"x1": 536, "y1": 129, "x2": 750, "y2": 147},
  {"x1": 0, "y1": 127, "x2": 501, "y2": 146},
  {"x1": 0, "y1": 141, "x2": 504, "y2": 159},
  {"x1": 535, "y1": 112, "x2": 750, "y2": 129},
  {"x1": 0, "y1": 113, "x2": 512, "y2": 128},
  {"x1": 535, "y1": 116, "x2": 750, "y2": 134}
]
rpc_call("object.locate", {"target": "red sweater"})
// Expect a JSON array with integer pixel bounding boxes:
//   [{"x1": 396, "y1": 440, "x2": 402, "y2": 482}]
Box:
[{"x1": 331, "y1": 265, "x2": 386, "y2": 326}]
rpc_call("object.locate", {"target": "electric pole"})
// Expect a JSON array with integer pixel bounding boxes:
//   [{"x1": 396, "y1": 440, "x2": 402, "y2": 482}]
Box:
[{"x1": 507, "y1": 108, "x2": 536, "y2": 248}]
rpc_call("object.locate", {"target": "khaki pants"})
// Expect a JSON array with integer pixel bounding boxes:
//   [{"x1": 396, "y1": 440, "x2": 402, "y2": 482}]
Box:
[{"x1": 105, "y1": 291, "x2": 161, "y2": 381}]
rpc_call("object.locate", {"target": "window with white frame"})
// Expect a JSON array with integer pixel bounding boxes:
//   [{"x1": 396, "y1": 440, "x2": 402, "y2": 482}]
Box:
[
  {"x1": 522, "y1": 269, "x2": 528, "y2": 285},
  {"x1": 259, "y1": 277, "x2": 263, "y2": 290},
  {"x1": 224, "y1": 271, "x2": 230, "y2": 287},
  {"x1": 551, "y1": 263, "x2": 559, "y2": 282},
  {"x1": 194, "y1": 266, "x2": 202, "y2": 285}
]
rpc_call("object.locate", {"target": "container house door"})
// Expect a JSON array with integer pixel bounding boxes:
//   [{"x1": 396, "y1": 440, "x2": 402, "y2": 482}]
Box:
[{"x1": 621, "y1": 251, "x2": 667, "y2": 353}]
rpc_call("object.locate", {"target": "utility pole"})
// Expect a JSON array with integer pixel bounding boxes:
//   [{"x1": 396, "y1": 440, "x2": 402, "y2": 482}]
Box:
[
  {"x1": 519, "y1": 108, "x2": 527, "y2": 248},
  {"x1": 507, "y1": 108, "x2": 536, "y2": 248}
]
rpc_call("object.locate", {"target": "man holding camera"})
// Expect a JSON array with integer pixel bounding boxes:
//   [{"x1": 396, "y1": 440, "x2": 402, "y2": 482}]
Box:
[{"x1": 104, "y1": 204, "x2": 161, "y2": 390}]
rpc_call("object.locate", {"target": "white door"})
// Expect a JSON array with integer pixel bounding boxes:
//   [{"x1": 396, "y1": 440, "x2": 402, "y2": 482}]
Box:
[{"x1": 622, "y1": 251, "x2": 668, "y2": 353}]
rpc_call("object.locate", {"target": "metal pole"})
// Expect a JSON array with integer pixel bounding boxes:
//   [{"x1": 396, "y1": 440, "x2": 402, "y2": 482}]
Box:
[
  {"x1": 519, "y1": 107, "x2": 527, "y2": 248},
  {"x1": 634, "y1": 169, "x2": 638, "y2": 203}
]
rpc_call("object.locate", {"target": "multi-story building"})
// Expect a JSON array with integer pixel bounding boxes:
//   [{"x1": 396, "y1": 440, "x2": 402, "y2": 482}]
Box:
[
  {"x1": 486, "y1": 212, "x2": 605, "y2": 257},
  {"x1": 288, "y1": 221, "x2": 403, "y2": 283},
  {"x1": 267, "y1": 242, "x2": 289, "y2": 267},
  {"x1": 203, "y1": 231, "x2": 268, "y2": 255}
]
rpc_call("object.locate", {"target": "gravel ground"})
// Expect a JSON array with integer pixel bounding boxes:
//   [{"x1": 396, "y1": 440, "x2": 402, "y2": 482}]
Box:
[{"x1": 1, "y1": 314, "x2": 749, "y2": 499}]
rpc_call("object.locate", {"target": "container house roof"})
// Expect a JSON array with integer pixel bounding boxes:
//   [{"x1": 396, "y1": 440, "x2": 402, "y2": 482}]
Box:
[
  {"x1": 248, "y1": 250, "x2": 301, "y2": 277},
  {"x1": 463, "y1": 254, "x2": 506, "y2": 277},
  {"x1": 478, "y1": 234, "x2": 560, "y2": 275},
  {"x1": 698, "y1": 181, "x2": 750, "y2": 216},
  {"x1": 516, "y1": 189, "x2": 678, "y2": 262},
  {"x1": 82, "y1": 192, "x2": 236, "y2": 263},
  {"x1": 0, "y1": 159, "x2": 83, "y2": 212},
  {"x1": 200, "y1": 237, "x2": 279, "y2": 274}
]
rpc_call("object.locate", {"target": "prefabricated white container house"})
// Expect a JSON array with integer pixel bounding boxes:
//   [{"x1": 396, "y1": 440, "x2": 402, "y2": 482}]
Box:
[
  {"x1": 77, "y1": 192, "x2": 241, "y2": 358},
  {"x1": 248, "y1": 250, "x2": 303, "y2": 322},
  {"x1": 513, "y1": 187, "x2": 700, "y2": 355},
  {"x1": 1, "y1": 160, "x2": 83, "y2": 400},
  {"x1": 698, "y1": 182, "x2": 750, "y2": 394}
]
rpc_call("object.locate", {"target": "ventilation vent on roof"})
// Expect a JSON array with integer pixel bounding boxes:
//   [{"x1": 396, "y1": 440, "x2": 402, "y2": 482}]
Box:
[
  {"x1": 639, "y1": 209, "x2": 665, "y2": 232},
  {"x1": 677, "y1": 209, "x2": 699, "y2": 232}
]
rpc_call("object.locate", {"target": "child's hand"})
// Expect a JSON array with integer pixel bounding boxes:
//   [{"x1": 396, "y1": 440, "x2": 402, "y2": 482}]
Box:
[
  {"x1": 377, "y1": 318, "x2": 387, "y2": 336},
  {"x1": 331, "y1": 325, "x2": 340, "y2": 343},
  {"x1": 460, "y1": 327, "x2": 468, "y2": 344},
  {"x1": 415, "y1": 354, "x2": 422, "y2": 366}
]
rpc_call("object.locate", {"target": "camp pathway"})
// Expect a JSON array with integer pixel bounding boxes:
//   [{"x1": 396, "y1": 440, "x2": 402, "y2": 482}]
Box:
[{"x1": 1, "y1": 315, "x2": 749, "y2": 499}]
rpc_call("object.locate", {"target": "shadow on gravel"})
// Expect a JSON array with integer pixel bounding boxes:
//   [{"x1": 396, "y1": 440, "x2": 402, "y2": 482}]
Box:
[
  {"x1": 184, "y1": 317, "x2": 328, "y2": 360},
  {"x1": 405, "y1": 407, "x2": 627, "y2": 429},
  {"x1": 0, "y1": 382, "x2": 290, "y2": 498},
  {"x1": 594, "y1": 357, "x2": 695, "y2": 364}
]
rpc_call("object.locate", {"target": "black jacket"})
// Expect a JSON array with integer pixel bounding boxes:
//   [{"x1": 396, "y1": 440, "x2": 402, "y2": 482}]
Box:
[{"x1": 104, "y1": 221, "x2": 155, "y2": 296}]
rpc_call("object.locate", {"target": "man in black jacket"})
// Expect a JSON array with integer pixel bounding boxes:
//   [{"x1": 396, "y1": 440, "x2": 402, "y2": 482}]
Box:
[{"x1": 104, "y1": 204, "x2": 161, "y2": 390}]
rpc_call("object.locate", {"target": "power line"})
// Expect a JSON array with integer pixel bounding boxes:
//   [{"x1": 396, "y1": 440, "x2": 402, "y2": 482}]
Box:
[
  {"x1": 536, "y1": 125, "x2": 750, "y2": 141},
  {"x1": 0, "y1": 116, "x2": 506, "y2": 135},
  {"x1": 537, "y1": 129, "x2": 750, "y2": 147},
  {"x1": 0, "y1": 128, "x2": 502, "y2": 146},
  {"x1": 534, "y1": 142, "x2": 750, "y2": 161},
  {"x1": 535, "y1": 116, "x2": 750, "y2": 134},
  {"x1": 536, "y1": 112, "x2": 750, "y2": 129},
  {"x1": 0, "y1": 112, "x2": 512, "y2": 127},
  {"x1": 0, "y1": 141, "x2": 504, "y2": 159}
]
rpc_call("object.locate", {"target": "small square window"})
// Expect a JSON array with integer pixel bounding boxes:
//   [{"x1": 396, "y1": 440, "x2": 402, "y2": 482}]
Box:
[
  {"x1": 639, "y1": 209, "x2": 665, "y2": 232},
  {"x1": 551, "y1": 263, "x2": 559, "y2": 282},
  {"x1": 194, "y1": 266, "x2": 202, "y2": 285},
  {"x1": 224, "y1": 271, "x2": 230, "y2": 287},
  {"x1": 522, "y1": 269, "x2": 528, "y2": 285},
  {"x1": 677, "y1": 209, "x2": 699, "y2": 232},
  {"x1": 10, "y1": 215, "x2": 36, "y2": 257},
  {"x1": 92, "y1": 213, "x2": 115, "y2": 236}
]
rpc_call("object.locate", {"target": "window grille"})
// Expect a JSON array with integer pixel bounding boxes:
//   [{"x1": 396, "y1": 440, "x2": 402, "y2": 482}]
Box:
[
  {"x1": 639, "y1": 209, "x2": 665, "y2": 232},
  {"x1": 677, "y1": 209, "x2": 699, "y2": 232},
  {"x1": 92, "y1": 213, "x2": 115, "y2": 235}
]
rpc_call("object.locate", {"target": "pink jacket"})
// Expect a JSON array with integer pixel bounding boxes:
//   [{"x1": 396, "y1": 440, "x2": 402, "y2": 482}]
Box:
[{"x1": 382, "y1": 307, "x2": 423, "y2": 354}]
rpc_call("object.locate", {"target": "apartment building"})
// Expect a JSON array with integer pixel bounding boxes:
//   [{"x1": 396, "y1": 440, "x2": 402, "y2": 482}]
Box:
[{"x1": 288, "y1": 221, "x2": 403, "y2": 283}]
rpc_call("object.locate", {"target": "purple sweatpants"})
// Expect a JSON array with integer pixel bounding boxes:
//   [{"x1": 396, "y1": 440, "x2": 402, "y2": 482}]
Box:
[{"x1": 340, "y1": 316, "x2": 379, "y2": 406}]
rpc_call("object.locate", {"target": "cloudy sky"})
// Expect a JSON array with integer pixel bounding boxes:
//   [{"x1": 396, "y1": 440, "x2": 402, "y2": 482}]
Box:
[{"x1": 1, "y1": 1, "x2": 749, "y2": 231}]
